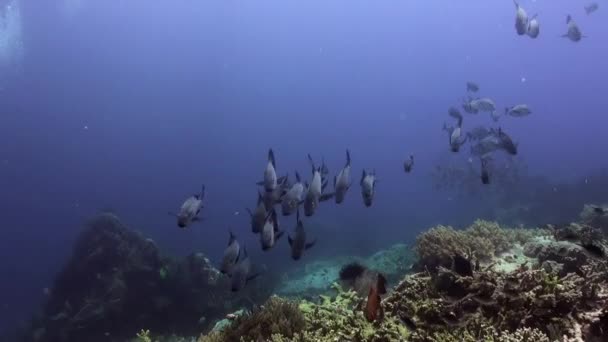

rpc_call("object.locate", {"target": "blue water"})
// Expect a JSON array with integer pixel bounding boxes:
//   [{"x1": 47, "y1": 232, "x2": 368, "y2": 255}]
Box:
[{"x1": 0, "y1": 0, "x2": 607, "y2": 336}]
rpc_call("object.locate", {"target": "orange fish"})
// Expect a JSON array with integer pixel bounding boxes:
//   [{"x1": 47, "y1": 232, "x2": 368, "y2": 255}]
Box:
[{"x1": 364, "y1": 273, "x2": 387, "y2": 322}]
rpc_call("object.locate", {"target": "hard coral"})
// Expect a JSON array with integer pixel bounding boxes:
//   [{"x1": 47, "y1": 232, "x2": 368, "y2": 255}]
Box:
[{"x1": 197, "y1": 296, "x2": 305, "y2": 342}]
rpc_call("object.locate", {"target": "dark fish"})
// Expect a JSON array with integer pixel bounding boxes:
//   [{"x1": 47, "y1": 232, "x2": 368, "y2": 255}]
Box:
[
  {"x1": 220, "y1": 231, "x2": 240, "y2": 275},
  {"x1": 452, "y1": 254, "x2": 473, "y2": 277},
  {"x1": 585, "y1": 3, "x2": 599, "y2": 15},
  {"x1": 481, "y1": 158, "x2": 490, "y2": 185},
  {"x1": 334, "y1": 150, "x2": 352, "y2": 204},
  {"x1": 514, "y1": 0, "x2": 529, "y2": 36},
  {"x1": 466, "y1": 81, "x2": 479, "y2": 93},
  {"x1": 260, "y1": 208, "x2": 283, "y2": 251},
  {"x1": 288, "y1": 209, "x2": 316, "y2": 260},
  {"x1": 364, "y1": 273, "x2": 387, "y2": 322},
  {"x1": 562, "y1": 15, "x2": 584, "y2": 42},
  {"x1": 246, "y1": 191, "x2": 267, "y2": 233},
  {"x1": 582, "y1": 243, "x2": 605, "y2": 258},
  {"x1": 230, "y1": 246, "x2": 259, "y2": 292},
  {"x1": 170, "y1": 185, "x2": 205, "y2": 228},
  {"x1": 496, "y1": 128, "x2": 518, "y2": 155},
  {"x1": 281, "y1": 172, "x2": 304, "y2": 216},
  {"x1": 403, "y1": 155, "x2": 414, "y2": 173},
  {"x1": 304, "y1": 155, "x2": 334, "y2": 216},
  {"x1": 360, "y1": 169, "x2": 377, "y2": 207},
  {"x1": 593, "y1": 206, "x2": 607, "y2": 215}
]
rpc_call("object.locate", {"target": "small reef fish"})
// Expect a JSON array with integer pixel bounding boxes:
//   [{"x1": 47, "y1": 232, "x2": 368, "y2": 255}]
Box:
[
  {"x1": 230, "y1": 246, "x2": 259, "y2": 292},
  {"x1": 246, "y1": 191, "x2": 267, "y2": 233},
  {"x1": 170, "y1": 185, "x2": 205, "y2": 228},
  {"x1": 466, "y1": 81, "x2": 479, "y2": 93},
  {"x1": 303, "y1": 154, "x2": 334, "y2": 216},
  {"x1": 360, "y1": 169, "x2": 377, "y2": 207},
  {"x1": 403, "y1": 155, "x2": 414, "y2": 173},
  {"x1": 364, "y1": 273, "x2": 387, "y2": 322},
  {"x1": 563, "y1": 15, "x2": 584, "y2": 42},
  {"x1": 288, "y1": 209, "x2": 316, "y2": 260},
  {"x1": 513, "y1": 0, "x2": 529, "y2": 36},
  {"x1": 334, "y1": 150, "x2": 352, "y2": 204},
  {"x1": 281, "y1": 171, "x2": 304, "y2": 216},
  {"x1": 585, "y1": 3, "x2": 599, "y2": 15},
  {"x1": 220, "y1": 231, "x2": 240, "y2": 275},
  {"x1": 505, "y1": 104, "x2": 531, "y2": 117},
  {"x1": 260, "y1": 209, "x2": 283, "y2": 251}
]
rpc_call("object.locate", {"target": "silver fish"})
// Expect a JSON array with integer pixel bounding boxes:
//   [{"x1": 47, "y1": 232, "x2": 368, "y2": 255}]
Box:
[
  {"x1": 262, "y1": 149, "x2": 277, "y2": 192},
  {"x1": 505, "y1": 104, "x2": 532, "y2": 117},
  {"x1": 514, "y1": 0, "x2": 529, "y2": 36},
  {"x1": 171, "y1": 185, "x2": 205, "y2": 228},
  {"x1": 304, "y1": 155, "x2": 333, "y2": 216},
  {"x1": 230, "y1": 246, "x2": 258, "y2": 292},
  {"x1": 281, "y1": 172, "x2": 304, "y2": 216},
  {"x1": 220, "y1": 231, "x2": 240, "y2": 275},
  {"x1": 360, "y1": 169, "x2": 377, "y2": 207},
  {"x1": 526, "y1": 14, "x2": 540, "y2": 38},
  {"x1": 403, "y1": 155, "x2": 414, "y2": 173},
  {"x1": 563, "y1": 15, "x2": 584, "y2": 42},
  {"x1": 334, "y1": 150, "x2": 352, "y2": 204},
  {"x1": 288, "y1": 209, "x2": 316, "y2": 260},
  {"x1": 585, "y1": 3, "x2": 599, "y2": 15},
  {"x1": 260, "y1": 209, "x2": 283, "y2": 251},
  {"x1": 246, "y1": 191, "x2": 267, "y2": 233}
]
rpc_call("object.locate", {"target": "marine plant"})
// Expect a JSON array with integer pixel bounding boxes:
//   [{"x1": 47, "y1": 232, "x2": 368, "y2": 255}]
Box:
[{"x1": 136, "y1": 329, "x2": 152, "y2": 342}]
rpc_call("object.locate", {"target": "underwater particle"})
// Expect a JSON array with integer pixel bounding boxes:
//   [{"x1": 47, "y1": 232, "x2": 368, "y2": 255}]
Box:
[
  {"x1": 399, "y1": 113, "x2": 407, "y2": 121},
  {"x1": 83, "y1": 125, "x2": 88, "y2": 130},
  {"x1": 42, "y1": 287, "x2": 50, "y2": 296},
  {"x1": 521, "y1": 76, "x2": 526, "y2": 83}
]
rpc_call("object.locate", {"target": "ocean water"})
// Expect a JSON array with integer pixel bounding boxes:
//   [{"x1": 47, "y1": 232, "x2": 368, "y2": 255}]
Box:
[{"x1": 0, "y1": 0, "x2": 607, "y2": 338}]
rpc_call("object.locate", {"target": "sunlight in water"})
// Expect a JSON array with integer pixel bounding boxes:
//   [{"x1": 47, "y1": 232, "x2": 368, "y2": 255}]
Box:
[{"x1": 0, "y1": 0, "x2": 23, "y2": 67}]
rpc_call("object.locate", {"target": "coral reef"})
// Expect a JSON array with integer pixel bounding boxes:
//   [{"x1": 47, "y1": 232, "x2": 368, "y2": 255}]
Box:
[
  {"x1": 22, "y1": 213, "x2": 268, "y2": 342},
  {"x1": 414, "y1": 220, "x2": 546, "y2": 272}
]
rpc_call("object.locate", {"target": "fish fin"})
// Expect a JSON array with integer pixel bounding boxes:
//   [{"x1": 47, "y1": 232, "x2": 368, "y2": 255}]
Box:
[
  {"x1": 192, "y1": 216, "x2": 203, "y2": 223},
  {"x1": 256, "y1": 180, "x2": 264, "y2": 186},
  {"x1": 295, "y1": 171, "x2": 301, "y2": 183},
  {"x1": 304, "y1": 181, "x2": 309, "y2": 190},
  {"x1": 322, "y1": 179, "x2": 329, "y2": 191},
  {"x1": 305, "y1": 239, "x2": 316, "y2": 250},
  {"x1": 346, "y1": 149, "x2": 351, "y2": 167},
  {"x1": 268, "y1": 149, "x2": 276, "y2": 168},
  {"x1": 201, "y1": 184, "x2": 206, "y2": 200},
  {"x1": 246, "y1": 273, "x2": 261, "y2": 282},
  {"x1": 320, "y1": 193, "x2": 334, "y2": 202},
  {"x1": 360, "y1": 169, "x2": 366, "y2": 185},
  {"x1": 566, "y1": 15, "x2": 571, "y2": 24},
  {"x1": 246, "y1": 208, "x2": 253, "y2": 217},
  {"x1": 288, "y1": 235, "x2": 293, "y2": 246},
  {"x1": 276, "y1": 230, "x2": 285, "y2": 240},
  {"x1": 333, "y1": 175, "x2": 337, "y2": 188},
  {"x1": 296, "y1": 207, "x2": 301, "y2": 223},
  {"x1": 307, "y1": 154, "x2": 315, "y2": 174},
  {"x1": 228, "y1": 230, "x2": 236, "y2": 245}
]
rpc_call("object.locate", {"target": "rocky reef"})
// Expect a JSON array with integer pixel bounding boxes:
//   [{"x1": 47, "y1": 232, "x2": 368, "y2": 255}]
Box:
[{"x1": 22, "y1": 213, "x2": 272, "y2": 342}]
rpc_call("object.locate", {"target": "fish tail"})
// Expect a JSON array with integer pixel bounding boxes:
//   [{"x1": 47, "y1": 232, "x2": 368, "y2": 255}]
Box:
[
  {"x1": 268, "y1": 148, "x2": 276, "y2": 168},
  {"x1": 346, "y1": 149, "x2": 351, "y2": 166}
]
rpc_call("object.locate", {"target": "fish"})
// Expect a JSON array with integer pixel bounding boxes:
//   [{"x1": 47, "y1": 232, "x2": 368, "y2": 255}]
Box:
[
  {"x1": 261, "y1": 177, "x2": 289, "y2": 210},
  {"x1": 562, "y1": 15, "x2": 584, "y2": 42},
  {"x1": 288, "y1": 209, "x2": 316, "y2": 260},
  {"x1": 505, "y1": 104, "x2": 532, "y2": 117},
  {"x1": 466, "y1": 126, "x2": 495, "y2": 141},
  {"x1": 170, "y1": 185, "x2": 205, "y2": 228},
  {"x1": 360, "y1": 169, "x2": 377, "y2": 207},
  {"x1": 496, "y1": 128, "x2": 518, "y2": 155},
  {"x1": 364, "y1": 273, "x2": 387, "y2": 322},
  {"x1": 470, "y1": 136, "x2": 501, "y2": 157},
  {"x1": 260, "y1": 208, "x2": 284, "y2": 251},
  {"x1": 449, "y1": 126, "x2": 468, "y2": 152},
  {"x1": 403, "y1": 155, "x2": 414, "y2": 173},
  {"x1": 230, "y1": 246, "x2": 259, "y2": 292},
  {"x1": 281, "y1": 172, "x2": 305, "y2": 216},
  {"x1": 526, "y1": 14, "x2": 540, "y2": 38},
  {"x1": 480, "y1": 158, "x2": 490, "y2": 185},
  {"x1": 513, "y1": 0, "x2": 529, "y2": 36},
  {"x1": 220, "y1": 231, "x2": 240, "y2": 275},
  {"x1": 466, "y1": 81, "x2": 479, "y2": 93},
  {"x1": 469, "y1": 98, "x2": 496, "y2": 113},
  {"x1": 592, "y1": 206, "x2": 606, "y2": 215},
  {"x1": 585, "y1": 3, "x2": 599, "y2": 15},
  {"x1": 490, "y1": 110, "x2": 501, "y2": 122},
  {"x1": 260, "y1": 149, "x2": 278, "y2": 193},
  {"x1": 334, "y1": 150, "x2": 352, "y2": 204},
  {"x1": 246, "y1": 191, "x2": 267, "y2": 233},
  {"x1": 448, "y1": 107, "x2": 463, "y2": 122},
  {"x1": 462, "y1": 97, "x2": 479, "y2": 114},
  {"x1": 303, "y1": 155, "x2": 334, "y2": 216}
]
